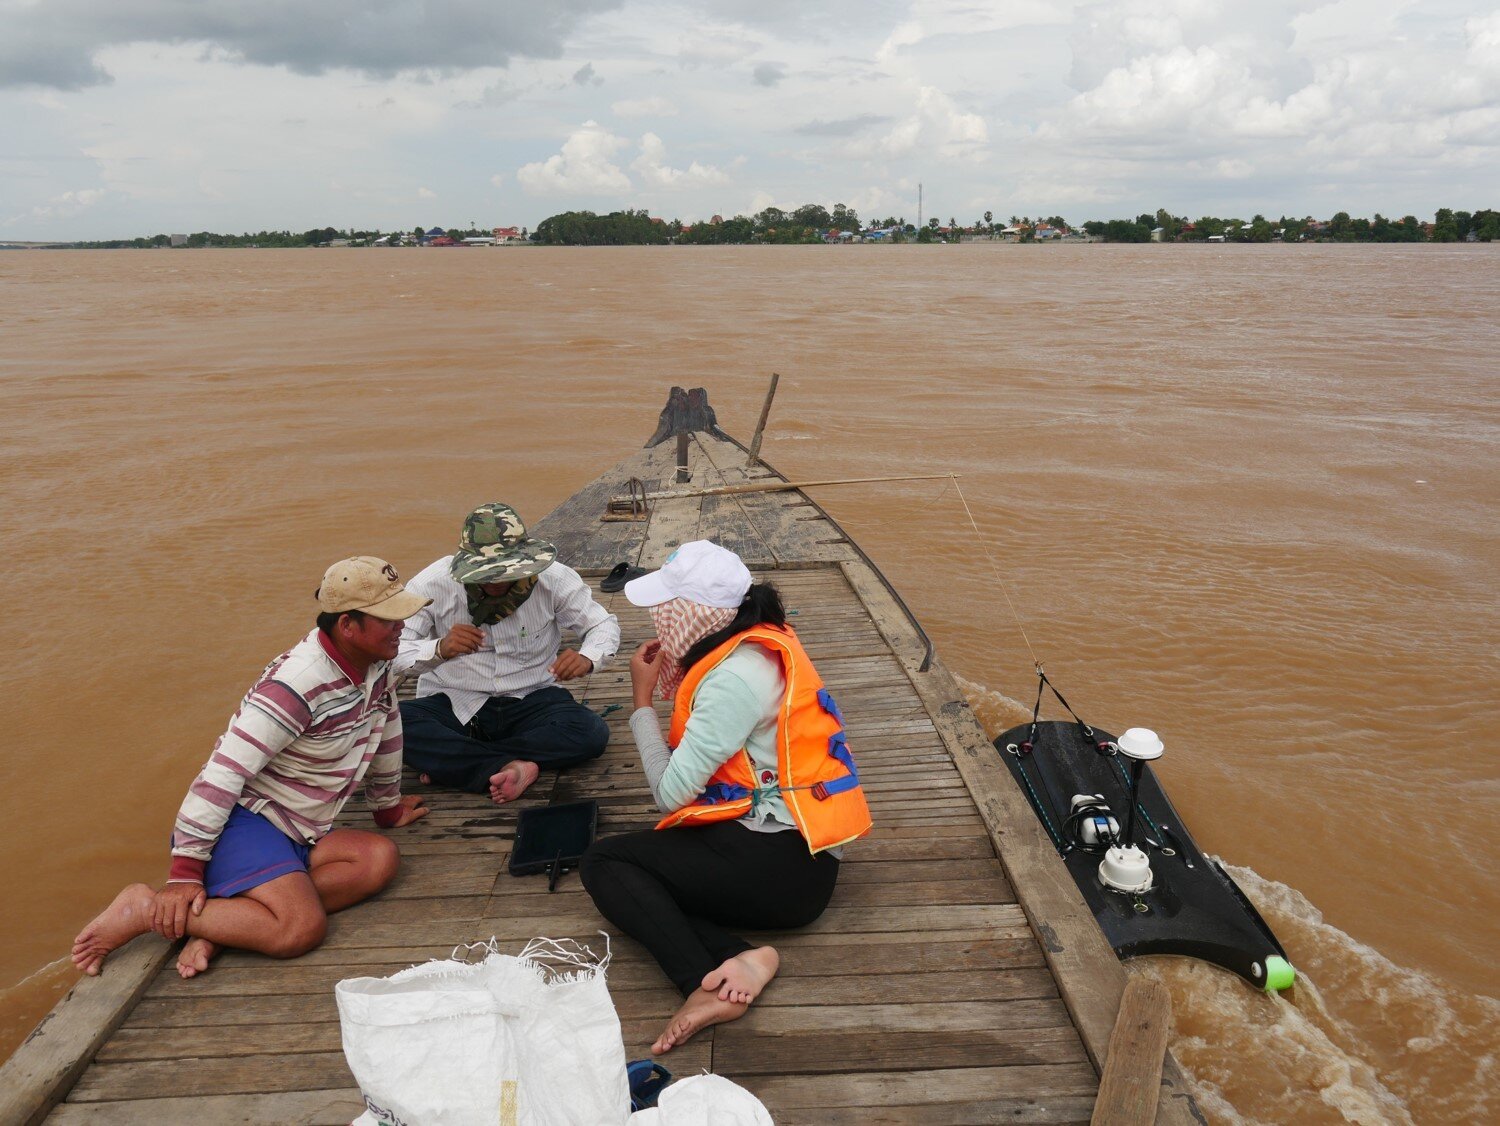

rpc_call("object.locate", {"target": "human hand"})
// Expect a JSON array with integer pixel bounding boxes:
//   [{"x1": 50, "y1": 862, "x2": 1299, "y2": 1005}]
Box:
[
  {"x1": 440, "y1": 624, "x2": 485, "y2": 659},
  {"x1": 630, "y1": 640, "x2": 665, "y2": 707},
  {"x1": 152, "y1": 882, "x2": 206, "y2": 940},
  {"x1": 551, "y1": 649, "x2": 595, "y2": 681},
  {"x1": 388, "y1": 794, "x2": 430, "y2": 827}
]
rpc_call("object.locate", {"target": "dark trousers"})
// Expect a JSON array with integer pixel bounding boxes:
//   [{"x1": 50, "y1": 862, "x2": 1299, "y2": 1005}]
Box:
[
  {"x1": 580, "y1": 822, "x2": 839, "y2": 996},
  {"x1": 399, "y1": 688, "x2": 608, "y2": 793}
]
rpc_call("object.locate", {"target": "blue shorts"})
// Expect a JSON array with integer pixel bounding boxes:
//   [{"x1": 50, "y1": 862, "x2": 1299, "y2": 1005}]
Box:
[{"x1": 202, "y1": 805, "x2": 313, "y2": 898}]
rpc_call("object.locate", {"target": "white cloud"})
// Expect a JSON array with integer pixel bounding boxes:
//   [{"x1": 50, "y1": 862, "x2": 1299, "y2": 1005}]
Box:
[
  {"x1": 1, "y1": 1, "x2": 1495, "y2": 237},
  {"x1": 517, "y1": 120, "x2": 631, "y2": 195},
  {"x1": 866, "y1": 85, "x2": 988, "y2": 159},
  {"x1": 612, "y1": 96, "x2": 678, "y2": 118},
  {"x1": 678, "y1": 29, "x2": 760, "y2": 69},
  {"x1": 418, "y1": 187, "x2": 437, "y2": 198},
  {"x1": 631, "y1": 132, "x2": 733, "y2": 189},
  {"x1": 752, "y1": 62, "x2": 786, "y2": 87},
  {"x1": 16, "y1": 187, "x2": 106, "y2": 223}
]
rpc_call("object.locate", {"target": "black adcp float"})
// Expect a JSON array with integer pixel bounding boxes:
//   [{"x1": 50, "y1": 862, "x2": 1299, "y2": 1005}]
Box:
[{"x1": 995, "y1": 671, "x2": 1295, "y2": 992}]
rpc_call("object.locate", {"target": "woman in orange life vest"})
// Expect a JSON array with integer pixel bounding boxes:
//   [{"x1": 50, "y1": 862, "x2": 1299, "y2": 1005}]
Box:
[{"x1": 580, "y1": 540, "x2": 871, "y2": 1055}]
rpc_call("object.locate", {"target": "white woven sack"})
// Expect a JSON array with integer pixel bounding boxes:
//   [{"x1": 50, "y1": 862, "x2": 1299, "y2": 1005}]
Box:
[
  {"x1": 336, "y1": 937, "x2": 630, "y2": 1126},
  {"x1": 480, "y1": 937, "x2": 631, "y2": 1126},
  {"x1": 337, "y1": 954, "x2": 522, "y2": 1126}
]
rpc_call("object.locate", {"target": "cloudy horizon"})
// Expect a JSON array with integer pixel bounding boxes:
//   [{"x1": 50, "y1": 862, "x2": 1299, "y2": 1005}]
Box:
[{"x1": 2, "y1": 0, "x2": 1497, "y2": 239}]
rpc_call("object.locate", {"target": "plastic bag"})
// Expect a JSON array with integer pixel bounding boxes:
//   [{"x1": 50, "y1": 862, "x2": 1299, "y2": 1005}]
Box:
[
  {"x1": 337, "y1": 937, "x2": 629, "y2": 1126},
  {"x1": 628, "y1": 1074, "x2": 775, "y2": 1125}
]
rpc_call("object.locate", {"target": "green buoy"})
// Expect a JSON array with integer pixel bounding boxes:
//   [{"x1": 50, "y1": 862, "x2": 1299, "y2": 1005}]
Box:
[{"x1": 1262, "y1": 955, "x2": 1295, "y2": 992}]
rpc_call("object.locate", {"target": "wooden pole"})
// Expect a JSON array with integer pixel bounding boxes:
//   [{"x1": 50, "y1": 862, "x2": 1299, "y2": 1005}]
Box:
[
  {"x1": 616, "y1": 473, "x2": 956, "y2": 503},
  {"x1": 1089, "y1": 977, "x2": 1172, "y2": 1126},
  {"x1": 747, "y1": 372, "x2": 780, "y2": 467},
  {"x1": 675, "y1": 432, "x2": 690, "y2": 483}
]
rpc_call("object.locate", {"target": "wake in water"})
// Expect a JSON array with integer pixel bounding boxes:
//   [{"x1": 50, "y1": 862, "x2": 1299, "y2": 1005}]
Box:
[
  {"x1": 956, "y1": 676, "x2": 1498, "y2": 1124},
  {"x1": 1142, "y1": 864, "x2": 1499, "y2": 1125}
]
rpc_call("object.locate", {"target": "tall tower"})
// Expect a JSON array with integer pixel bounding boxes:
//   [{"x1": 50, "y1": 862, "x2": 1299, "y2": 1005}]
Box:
[{"x1": 918, "y1": 183, "x2": 923, "y2": 231}]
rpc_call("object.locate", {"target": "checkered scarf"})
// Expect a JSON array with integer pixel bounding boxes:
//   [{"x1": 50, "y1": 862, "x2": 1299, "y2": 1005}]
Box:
[{"x1": 649, "y1": 597, "x2": 737, "y2": 701}]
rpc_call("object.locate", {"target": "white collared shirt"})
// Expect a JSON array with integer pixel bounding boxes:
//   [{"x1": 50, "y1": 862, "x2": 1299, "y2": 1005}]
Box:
[{"x1": 394, "y1": 557, "x2": 620, "y2": 724}]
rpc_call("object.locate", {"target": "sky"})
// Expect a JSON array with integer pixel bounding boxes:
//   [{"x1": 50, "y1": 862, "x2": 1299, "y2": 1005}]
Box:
[{"x1": 2, "y1": 0, "x2": 1497, "y2": 239}]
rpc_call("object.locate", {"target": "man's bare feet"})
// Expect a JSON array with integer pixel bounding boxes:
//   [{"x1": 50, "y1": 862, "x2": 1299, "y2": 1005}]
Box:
[
  {"x1": 176, "y1": 936, "x2": 221, "y2": 979},
  {"x1": 651, "y1": 990, "x2": 749, "y2": 1055},
  {"x1": 701, "y1": 946, "x2": 780, "y2": 1004},
  {"x1": 488, "y1": 760, "x2": 540, "y2": 804},
  {"x1": 70, "y1": 884, "x2": 156, "y2": 976}
]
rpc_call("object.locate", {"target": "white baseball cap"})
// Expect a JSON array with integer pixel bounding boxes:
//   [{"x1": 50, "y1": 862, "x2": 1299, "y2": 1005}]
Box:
[{"x1": 624, "y1": 540, "x2": 753, "y2": 609}]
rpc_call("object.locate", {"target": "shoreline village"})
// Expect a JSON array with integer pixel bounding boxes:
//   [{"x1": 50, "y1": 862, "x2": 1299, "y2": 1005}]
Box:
[{"x1": 6, "y1": 204, "x2": 1496, "y2": 250}]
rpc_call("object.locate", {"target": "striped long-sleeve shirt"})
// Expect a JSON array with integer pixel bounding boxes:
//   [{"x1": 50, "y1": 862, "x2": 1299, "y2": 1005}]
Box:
[{"x1": 168, "y1": 630, "x2": 406, "y2": 883}]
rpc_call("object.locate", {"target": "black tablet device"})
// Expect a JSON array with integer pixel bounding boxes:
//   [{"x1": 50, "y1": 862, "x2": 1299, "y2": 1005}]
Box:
[{"x1": 508, "y1": 800, "x2": 599, "y2": 878}]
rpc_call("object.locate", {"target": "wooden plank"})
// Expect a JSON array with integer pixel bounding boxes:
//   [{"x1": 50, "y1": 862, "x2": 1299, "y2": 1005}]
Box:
[
  {"x1": 744, "y1": 1063, "x2": 1100, "y2": 1109},
  {"x1": 1090, "y1": 978, "x2": 1172, "y2": 1126},
  {"x1": 0, "y1": 935, "x2": 175, "y2": 1126},
  {"x1": 67, "y1": 1051, "x2": 353, "y2": 1102},
  {"x1": 733, "y1": 999, "x2": 1073, "y2": 1035},
  {"x1": 716, "y1": 1025, "x2": 1089, "y2": 1076},
  {"x1": 47, "y1": 1088, "x2": 365, "y2": 1125},
  {"x1": 97, "y1": 1022, "x2": 341, "y2": 1064},
  {"x1": 774, "y1": 1097, "x2": 1097, "y2": 1125}
]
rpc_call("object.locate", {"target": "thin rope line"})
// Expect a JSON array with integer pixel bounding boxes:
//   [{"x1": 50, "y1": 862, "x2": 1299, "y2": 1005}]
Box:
[
  {"x1": 946, "y1": 473, "x2": 1043, "y2": 672},
  {"x1": 691, "y1": 433, "x2": 782, "y2": 566}
]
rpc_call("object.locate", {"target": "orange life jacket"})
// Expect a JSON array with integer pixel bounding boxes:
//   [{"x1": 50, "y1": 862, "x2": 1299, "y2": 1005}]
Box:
[{"x1": 655, "y1": 624, "x2": 872, "y2": 854}]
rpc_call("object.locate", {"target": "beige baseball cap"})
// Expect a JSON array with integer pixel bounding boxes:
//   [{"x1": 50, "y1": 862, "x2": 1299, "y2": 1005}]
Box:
[{"x1": 317, "y1": 557, "x2": 430, "y2": 621}]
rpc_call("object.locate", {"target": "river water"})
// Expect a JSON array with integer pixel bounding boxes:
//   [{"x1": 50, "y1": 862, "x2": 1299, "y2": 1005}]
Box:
[{"x1": 2, "y1": 245, "x2": 1495, "y2": 1122}]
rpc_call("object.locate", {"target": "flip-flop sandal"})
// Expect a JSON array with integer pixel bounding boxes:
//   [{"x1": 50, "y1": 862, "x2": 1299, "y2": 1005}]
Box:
[
  {"x1": 627, "y1": 1059, "x2": 672, "y2": 1111},
  {"x1": 600, "y1": 562, "x2": 647, "y2": 593}
]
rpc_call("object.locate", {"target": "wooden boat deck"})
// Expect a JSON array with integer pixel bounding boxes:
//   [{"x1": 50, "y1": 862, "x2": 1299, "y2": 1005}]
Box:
[{"x1": 6, "y1": 428, "x2": 1201, "y2": 1124}]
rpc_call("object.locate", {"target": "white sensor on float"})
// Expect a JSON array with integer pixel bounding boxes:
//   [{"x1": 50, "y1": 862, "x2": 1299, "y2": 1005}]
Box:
[
  {"x1": 1116, "y1": 728, "x2": 1164, "y2": 760},
  {"x1": 1099, "y1": 844, "x2": 1154, "y2": 892}
]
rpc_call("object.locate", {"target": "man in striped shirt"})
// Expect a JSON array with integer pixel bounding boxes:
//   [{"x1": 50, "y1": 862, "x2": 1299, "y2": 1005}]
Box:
[
  {"x1": 71, "y1": 557, "x2": 433, "y2": 980},
  {"x1": 395, "y1": 503, "x2": 620, "y2": 804}
]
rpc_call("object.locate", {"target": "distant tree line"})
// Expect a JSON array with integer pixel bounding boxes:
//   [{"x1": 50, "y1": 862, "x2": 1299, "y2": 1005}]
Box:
[
  {"x1": 1080, "y1": 207, "x2": 1499, "y2": 243},
  {"x1": 534, "y1": 202, "x2": 866, "y2": 246},
  {"x1": 44, "y1": 203, "x2": 1497, "y2": 249}
]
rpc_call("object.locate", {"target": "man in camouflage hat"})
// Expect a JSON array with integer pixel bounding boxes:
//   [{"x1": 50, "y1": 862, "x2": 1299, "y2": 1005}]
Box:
[{"x1": 394, "y1": 503, "x2": 620, "y2": 804}]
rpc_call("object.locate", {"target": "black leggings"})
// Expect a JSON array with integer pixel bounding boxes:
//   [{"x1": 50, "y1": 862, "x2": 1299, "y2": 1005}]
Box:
[{"x1": 579, "y1": 822, "x2": 840, "y2": 996}]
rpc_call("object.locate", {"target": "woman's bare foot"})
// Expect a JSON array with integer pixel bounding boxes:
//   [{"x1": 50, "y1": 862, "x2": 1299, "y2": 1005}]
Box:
[
  {"x1": 176, "y1": 937, "x2": 221, "y2": 979},
  {"x1": 488, "y1": 760, "x2": 540, "y2": 804},
  {"x1": 71, "y1": 884, "x2": 156, "y2": 976},
  {"x1": 701, "y1": 946, "x2": 780, "y2": 1004},
  {"x1": 651, "y1": 990, "x2": 749, "y2": 1055}
]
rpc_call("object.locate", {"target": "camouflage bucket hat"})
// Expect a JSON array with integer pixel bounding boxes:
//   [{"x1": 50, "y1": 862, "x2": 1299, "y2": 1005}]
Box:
[{"x1": 449, "y1": 502, "x2": 558, "y2": 584}]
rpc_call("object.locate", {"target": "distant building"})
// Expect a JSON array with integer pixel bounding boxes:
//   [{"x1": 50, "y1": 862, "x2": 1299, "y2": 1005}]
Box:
[
  {"x1": 493, "y1": 226, "x2": 523, "y2": 243},
  {"x1": 169, "y1": 233, "x2": 187, "y2": 247},
  {"x1": 1150, "y1": 226, "x2": 1165, "y2": 242}
]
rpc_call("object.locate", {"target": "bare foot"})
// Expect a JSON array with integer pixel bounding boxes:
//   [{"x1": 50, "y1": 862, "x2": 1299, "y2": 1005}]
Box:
[
  {"x1": 701, "y1": 945, "x2": 780, "y2": 1004},
  {"x1": 652, "y1": 990, "x2": 749, "y2": 1055},
  {"x1": 71, "y1": 884, "x2": 156, "y2": 976},
  {"x1": 419, "y1": 773, "x2": 432, "y2": 784},
  {"x1": 488, "y1": 760, "x2": 540, "y2": 805},
  {"x1": 176, "y1": 937, "x2": 221, "y2": 979}
]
